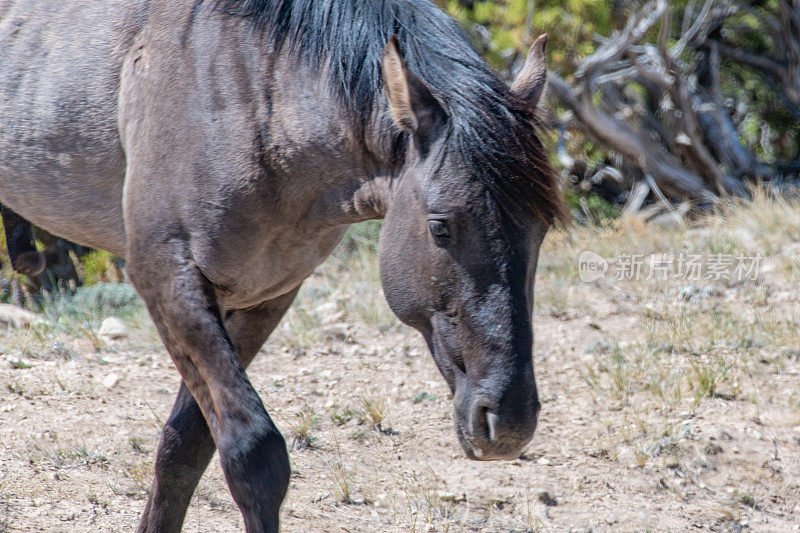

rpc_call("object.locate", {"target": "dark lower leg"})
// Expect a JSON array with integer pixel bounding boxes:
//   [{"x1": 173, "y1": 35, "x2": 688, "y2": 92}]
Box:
[
  {"x1": 137, "y1": 383, "x2": 215, "y2": 533},
  {"x1": 137, "y1": 289, "x2": 299, "y2": 533},
  {"x1": 0, "y1": 204, "x2": 45, "y2": 276}
]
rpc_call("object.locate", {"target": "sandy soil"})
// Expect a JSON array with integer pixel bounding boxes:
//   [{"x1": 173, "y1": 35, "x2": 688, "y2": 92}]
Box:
[{"x1": 1, "y1": 289, "x2": 798, "y2": 532}]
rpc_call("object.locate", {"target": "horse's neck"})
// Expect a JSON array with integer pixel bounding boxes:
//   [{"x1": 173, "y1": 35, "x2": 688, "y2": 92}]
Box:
[{"x1": 267, "y1": 61, "x2": 398, "y2": 226}]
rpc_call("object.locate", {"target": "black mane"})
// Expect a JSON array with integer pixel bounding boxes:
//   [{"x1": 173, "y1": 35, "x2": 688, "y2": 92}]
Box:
[{"x1": 214, "y1": 0, "x2": 565, "y2": 224}]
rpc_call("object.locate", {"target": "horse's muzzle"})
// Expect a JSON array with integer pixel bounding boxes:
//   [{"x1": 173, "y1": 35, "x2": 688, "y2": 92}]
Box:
[{"x1": 455, "y1": 391, "x2": 539, "y2": 461}]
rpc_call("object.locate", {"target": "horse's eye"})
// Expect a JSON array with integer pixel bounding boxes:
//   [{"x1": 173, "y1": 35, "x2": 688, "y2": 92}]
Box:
[{"x1": 428, "y1": 219, "x2": 450, "y2": 246}]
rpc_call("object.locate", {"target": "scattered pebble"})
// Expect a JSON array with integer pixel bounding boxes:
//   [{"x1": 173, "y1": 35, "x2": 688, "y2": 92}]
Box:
[
  {"x1": 98, "y1": 317, "x2": 129, "y2": 341},
  {"x1": 650, "y1": 211, "x2": 684, "y2": 229},
  {"x1": 102, "y1": 373, "x2": 120, "y2": 389},
  {"x1": 0, "y1": 303, "x2": 40, "y2": 329}
]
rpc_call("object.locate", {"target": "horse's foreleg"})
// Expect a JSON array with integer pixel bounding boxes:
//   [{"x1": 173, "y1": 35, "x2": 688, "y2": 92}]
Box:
[
  {"x1": 137, "y1": 381, "x2": 213, "y2": 533},
  {"x1": 137, "y1": 289, "x2": 299, "y2": 533},
  {"x1": 129, "y1": 248, "x2": 293, "y2": 533},
  {"x1": 0, "y1": 204, "x2": 45, "y2": 276}
]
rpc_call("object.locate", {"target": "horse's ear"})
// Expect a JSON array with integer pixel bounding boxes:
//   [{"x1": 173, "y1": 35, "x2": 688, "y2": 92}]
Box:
[
  {"x1": 511, "y1": 34, "x2": 549, "y2": 108},
  {"x1": 382, "y1": 35, "x2": 446, "y2": 144}
]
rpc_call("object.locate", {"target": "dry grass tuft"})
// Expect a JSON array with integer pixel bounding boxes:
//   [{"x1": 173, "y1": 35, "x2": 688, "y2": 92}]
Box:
[{"x1": 287, "y1": 407, "x2": 321, "y2": 450}]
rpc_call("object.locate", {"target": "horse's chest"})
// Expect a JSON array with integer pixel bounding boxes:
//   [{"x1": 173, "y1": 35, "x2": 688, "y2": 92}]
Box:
[{"x1": 196, "y1": 224, "x2": 348, "y2": 311}]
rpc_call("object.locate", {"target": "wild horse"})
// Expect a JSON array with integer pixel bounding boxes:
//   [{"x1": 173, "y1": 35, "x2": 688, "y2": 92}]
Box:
[{"x1": 0, "y1": 0, "x2": 564, "y2": 531}]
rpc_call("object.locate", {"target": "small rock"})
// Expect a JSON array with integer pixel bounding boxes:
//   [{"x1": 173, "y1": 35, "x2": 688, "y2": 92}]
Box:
[
  {"x1": 102, "y1": 373, "x2": 120, "y2": 389},
  {"x1": 98, "y1": 317, "x2": 129, "y2": 341},
  {"x1": 315, "y1": 302, "x2": 344, "y2": 325},
  {"x1": 650, "y1": 211, "x2": 684, "y2": 229},
  {"x1": 0, "y1": 303, "x2": 40, "y2": 329},
  {"x1": 321, "y1": 323, "x2": 352, "y2": 341}
]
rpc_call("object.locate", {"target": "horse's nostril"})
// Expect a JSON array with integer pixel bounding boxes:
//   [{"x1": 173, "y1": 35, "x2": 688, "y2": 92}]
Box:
[
  {"x1": 470, "y1": 401, "x2": 497, "y2": 445},
  {"x1": 486, "y1": 411, "x2": 498, "y2": 445}
]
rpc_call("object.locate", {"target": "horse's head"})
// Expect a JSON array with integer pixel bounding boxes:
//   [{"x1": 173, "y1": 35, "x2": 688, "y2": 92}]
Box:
[{"x1": 378, "y1": 36, "x2": 561, "y2": 460}]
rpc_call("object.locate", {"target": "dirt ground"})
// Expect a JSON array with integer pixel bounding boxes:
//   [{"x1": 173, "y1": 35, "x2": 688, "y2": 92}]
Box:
[{"x1": 2, "y1": 202, "x2": 800, "y2": 532}]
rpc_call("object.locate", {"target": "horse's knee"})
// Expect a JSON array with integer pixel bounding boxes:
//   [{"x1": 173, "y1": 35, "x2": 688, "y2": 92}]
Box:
[{"x1": 218, "y1": 423, "x2": 290, "y2": 517}]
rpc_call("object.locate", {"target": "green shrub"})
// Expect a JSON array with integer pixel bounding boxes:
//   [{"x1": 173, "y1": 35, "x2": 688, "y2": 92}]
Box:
[
  {"x1": 79, "y1": 250, "x2": 124, "y2": 285},
  {"x1": 565, "y1": 190, "x2": 620, "y2": 224},
  {"x1": 46, "y1": 283, "x2": 142, "y2": 320}
]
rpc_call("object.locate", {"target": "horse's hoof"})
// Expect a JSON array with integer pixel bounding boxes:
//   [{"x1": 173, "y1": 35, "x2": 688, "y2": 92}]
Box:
[{"x1": 13, "y1": 251, "x2": 46, "y2": 277}]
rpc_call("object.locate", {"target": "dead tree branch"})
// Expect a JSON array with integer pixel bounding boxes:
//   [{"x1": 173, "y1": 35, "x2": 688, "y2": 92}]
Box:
[{"x1": 545, "y1": 0, "x2": 797, "y2": 204}]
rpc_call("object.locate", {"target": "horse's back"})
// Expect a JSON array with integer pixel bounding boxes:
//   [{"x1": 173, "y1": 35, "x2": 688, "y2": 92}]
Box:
[{"x1": 0, "y1": 0, "x2": 149, "y2": 255}]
